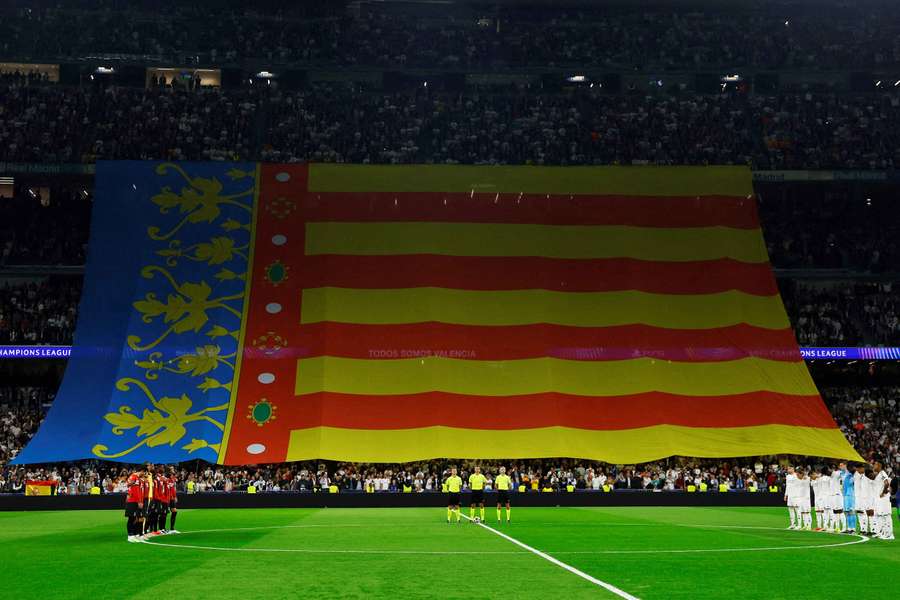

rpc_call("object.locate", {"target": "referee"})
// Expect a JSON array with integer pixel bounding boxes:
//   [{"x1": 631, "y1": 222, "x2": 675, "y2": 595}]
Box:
[
  {"x1": 446, "y1": 467, "x2": 462, "y2": 524},
  {"x1": 469, "y1": 466, "x2": 487, "y2": 522},
  {"x1": 495, "y1": 466, "x2": 512, "y2": 524}
]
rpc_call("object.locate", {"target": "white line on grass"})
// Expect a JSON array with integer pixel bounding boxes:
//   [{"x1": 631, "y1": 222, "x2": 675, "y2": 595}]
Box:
[
  {"x1": 177, "y1": 524, "x2": 369, "y2": 534},
  {"x1": 459, "y1": 512, "x2": 640, "y2": 600},
  {"x1": 141, "y1": 540, "x2": 525, "y2": 555}
]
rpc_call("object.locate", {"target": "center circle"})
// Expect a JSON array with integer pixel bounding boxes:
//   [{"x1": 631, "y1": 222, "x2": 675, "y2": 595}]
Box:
[{"x1": 141, "y1": 524, "x2": 869, "y2": 555}]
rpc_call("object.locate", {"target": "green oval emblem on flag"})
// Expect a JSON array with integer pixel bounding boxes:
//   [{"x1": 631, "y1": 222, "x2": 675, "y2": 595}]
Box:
[{"x1": 247, "y1": 399, "x2": 276, "y2": 426}]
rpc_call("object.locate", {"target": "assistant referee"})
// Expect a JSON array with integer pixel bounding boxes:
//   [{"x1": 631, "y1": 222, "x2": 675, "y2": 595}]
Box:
[
  {"x1": 495, "y1": 466, "x2": 512, "y2": 524},
  {"x1": 446, "y1": 467, "x2": 462, "y2": 524}
]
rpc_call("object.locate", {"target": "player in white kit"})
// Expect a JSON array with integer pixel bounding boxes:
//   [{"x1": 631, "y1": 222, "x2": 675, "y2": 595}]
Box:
[
  {"x1": 830, "y1": 464, "x2": 846, "y2": 533},
  {"x1": 853, "y1": 464, "x2": 872, "y2": 535},
  {"x1": 810, "y1": 470, "x2": 826, "y2": 530},
  {"x1": 872, "y1": 462, "x2": 895, "y2": 540},
  {"x1": 783, "y1": 467, "x2": 799, "y2": 529},
  {"x1": 795, "y1": 469, "x2": 812, "y2": 530}
]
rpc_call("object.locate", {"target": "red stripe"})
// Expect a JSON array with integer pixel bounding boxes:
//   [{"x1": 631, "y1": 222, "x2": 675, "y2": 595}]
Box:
[
  {"x1": 300, "y1": 192, "x2": 760, "y2": 229},
  {"x1": 275, "y1": 323, "x2": 802, "y2": 362},
  {"x1": 280, "y1": 391, "x2": 836, "y2": 430},
  {"x1": 302, "y1": 255, "x2": 778, "y2": 295}
]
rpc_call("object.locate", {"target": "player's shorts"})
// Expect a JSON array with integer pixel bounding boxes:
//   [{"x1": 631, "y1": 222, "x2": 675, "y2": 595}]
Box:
[
  {"x1": 470, "y1": 489, "x2": 484, "y2": 504},
  {"x1": 447, "y1": 492, "x2": 460, "y2": 506},
  {"x1": 832, "y1": 496, "x2": 844, "y2": 511},
  {"x1": 124, "y1": 502, "x2": 141, "y2": 517},
  {"x1": 843, "y1": 495, "x2": 855, "y2": 512},
  {"x1": 496, "y1": 490, "x2": 509, "y2": 504},
  {"x1": 796, "y1": 498, "x2": 811, "y2": 512},
  {"x1": 154, "y1": 500, "x2": 169, "y2": 515}
]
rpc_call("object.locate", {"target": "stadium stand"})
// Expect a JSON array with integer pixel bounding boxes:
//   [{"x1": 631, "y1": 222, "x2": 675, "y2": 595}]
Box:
[
  {"x1": 0, "y1": 82, "x2": 898, "y2": 168},
  {"x1": 0, "y1": 3, "x2": 899, "y2": 69}
]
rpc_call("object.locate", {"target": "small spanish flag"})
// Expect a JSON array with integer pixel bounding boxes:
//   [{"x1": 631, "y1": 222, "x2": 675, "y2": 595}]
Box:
[{"x1": 25, "y1": 480, "x2": 55, "y2": 496}]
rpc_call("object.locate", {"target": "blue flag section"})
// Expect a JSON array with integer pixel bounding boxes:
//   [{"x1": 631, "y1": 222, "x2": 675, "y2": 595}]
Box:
[{"x1": 13, "y1": 161, "x2": 257, "y2": 465}]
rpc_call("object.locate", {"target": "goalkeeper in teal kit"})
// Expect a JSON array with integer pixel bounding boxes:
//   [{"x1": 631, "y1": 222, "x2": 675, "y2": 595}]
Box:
[{"x1": 841, "y1": 463, "x2": 856, "y2": 531}]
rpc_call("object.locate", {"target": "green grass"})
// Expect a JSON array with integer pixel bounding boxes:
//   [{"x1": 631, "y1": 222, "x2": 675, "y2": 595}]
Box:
[{"x1": 1, "y1": 507, "x2": 897, "y2": 599}]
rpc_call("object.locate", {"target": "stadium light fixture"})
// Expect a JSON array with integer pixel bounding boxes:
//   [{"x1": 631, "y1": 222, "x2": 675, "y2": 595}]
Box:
[
  {"x1": 875, "y1": 80, "x2": 882, "y2": 87},
  {"x1": 95, "y1": 66, "x2": 115, "y2": 74},
  {"x1": 566, "y1": 75, "x2": 587, "y2": 83},
  {"x1": 894, "y1": 80, "x2": 900, "y2": 87},
  {"x1": 256, "y1": 71, "x2": 275, "y2": 79}
]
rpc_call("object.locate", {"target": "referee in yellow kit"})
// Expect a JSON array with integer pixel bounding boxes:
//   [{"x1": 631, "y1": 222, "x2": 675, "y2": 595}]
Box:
[
  {"x1": 468, "y1": 465, "x2": 487, "y2": 522},
  {"x1": 446, "y1": 467, "x2": 462, "y2": 524},
  {"x1": 494, "y1": 466, "x2": 512, "y2": 524}
]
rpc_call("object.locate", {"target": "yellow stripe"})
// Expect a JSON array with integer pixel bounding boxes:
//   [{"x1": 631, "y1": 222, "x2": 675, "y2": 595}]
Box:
[
  {"x1": 216, "y1": 164, "x2": 260, "y2": 464},
  {"x1": 300, "y1": 288, "x2": 790, "y2": 330},
  {"x1": 295, "y1": 356, "x2": 817, "y2": 397},
  {"x1": 308, "y1": 165, "x2": 753, "y2": 196},
  {"x1": 287, "y1": 425, "x2": 862, "y2": 463},
  {"x1": 306, "y1": 222, "x2": 768, "y2": 263}
]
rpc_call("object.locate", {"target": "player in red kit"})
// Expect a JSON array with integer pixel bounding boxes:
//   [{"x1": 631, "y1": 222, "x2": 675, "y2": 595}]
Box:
[
  {"x1": 166, "y1": 466, "x2": 180, "y2": 534},
  {"x1": 125, "y1": 466, "x2": 146, "y2": 542},
  {"x1": 139, "y1": 463, "x2": 153, "y2": 538},
  {"x1": 151, "y1": 465, "x2": 168, "y2": 535}
]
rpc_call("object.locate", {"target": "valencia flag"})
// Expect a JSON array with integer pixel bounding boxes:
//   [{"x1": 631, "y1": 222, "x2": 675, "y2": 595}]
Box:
[{"x1": 13, "y1": 163, "x2": 861, "y2": 465}]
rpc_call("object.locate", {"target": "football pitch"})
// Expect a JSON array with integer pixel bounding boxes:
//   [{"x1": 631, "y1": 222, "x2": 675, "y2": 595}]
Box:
[{"x1": 2, "y1": 506, "x2": 898, "y2": 599}]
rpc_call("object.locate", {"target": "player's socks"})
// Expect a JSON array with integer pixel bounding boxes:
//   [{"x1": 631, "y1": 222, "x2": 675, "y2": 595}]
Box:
[
  {"x1": 506, "y1": 507, "x2": 511, "y2": 522},
  {"x1": 456, "y1": 509, "x2": 460, "y2": 523},
  {"x1": 469, "y1": 507, "x2": 475, "y2": 520},
  {"x1": 447, "y1": 507, "x2": 451, "y2": 522},
  {"x1": 169, "y1": 512, "x2": 177, "y2": 530},
  {"x1": 840, "y1": 513, "x2": 847, "y2": 531},
  {"x1": 480, "y1": 507, "x2": 485, "y2": 521},
  {"x1": 497, "y1": 508, "x2": 502, "y2": 522},
  {"x1": 802, "y1": 513, "x2": 811, "y2": 529}
]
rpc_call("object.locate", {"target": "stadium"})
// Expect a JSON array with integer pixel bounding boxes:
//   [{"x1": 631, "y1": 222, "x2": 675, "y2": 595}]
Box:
[{"x1": 1, "y1": 0, "x2": 899, "y2": 598}]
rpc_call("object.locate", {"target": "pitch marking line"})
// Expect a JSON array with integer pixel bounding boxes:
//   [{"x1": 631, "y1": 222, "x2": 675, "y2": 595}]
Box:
[
  {"x1": 140, "y1": 541, "x2": 523, "y2": 555},
  {"x1": 459, "y1": 512, "x2": 639, "y2": 600},
  {"x1": 139, "y1": 523, "x2": 870, "y2": 565}
]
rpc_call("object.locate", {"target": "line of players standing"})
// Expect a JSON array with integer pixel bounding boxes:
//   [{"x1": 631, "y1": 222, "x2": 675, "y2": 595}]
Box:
[
  {"x1": 124, "y1": 463, "x2": 180, "y2": 542},
  {"x1": 784, "y1": 461, "x2": 894, "y2": 540}
]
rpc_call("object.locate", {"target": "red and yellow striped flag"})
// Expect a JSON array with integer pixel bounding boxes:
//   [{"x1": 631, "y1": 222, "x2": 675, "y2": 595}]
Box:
[{"x1": 220, "y1": 164, "x2": 861, "y2": 464}]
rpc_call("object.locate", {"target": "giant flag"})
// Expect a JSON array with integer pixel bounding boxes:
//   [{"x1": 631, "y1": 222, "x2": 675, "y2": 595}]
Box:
[{"x1": 14, "y1": 162, "x2": 862, "y2": 465}]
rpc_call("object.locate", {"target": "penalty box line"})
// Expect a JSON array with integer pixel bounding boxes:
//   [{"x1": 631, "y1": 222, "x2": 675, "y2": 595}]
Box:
[{"x1": 458, "y1": 513, "x2": 640, "y2": 600}]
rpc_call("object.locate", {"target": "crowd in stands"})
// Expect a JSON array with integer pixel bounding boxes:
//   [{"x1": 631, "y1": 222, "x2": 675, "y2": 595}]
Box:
[
  {"x1": 1, "y1": 82, "x2": 899, "y2": 169},
  {"x1": 0, "y1": 191, "x2": 91, "y2": 266},
  {"x1": 1, "y1": 386, "x2": 897, "y2": 495},
  {"x1": 760, "y1": 192, "x2": 900, "y2": 272},
  {"x1": 0, "y1": 278, "x2": 81, "y2": 345},
  {"x1": 1, "y1": 4, "x2": 899, "y2": 70},
  {"x1": 780, "y1": 282, "x2": 900, "y2": 347}
]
